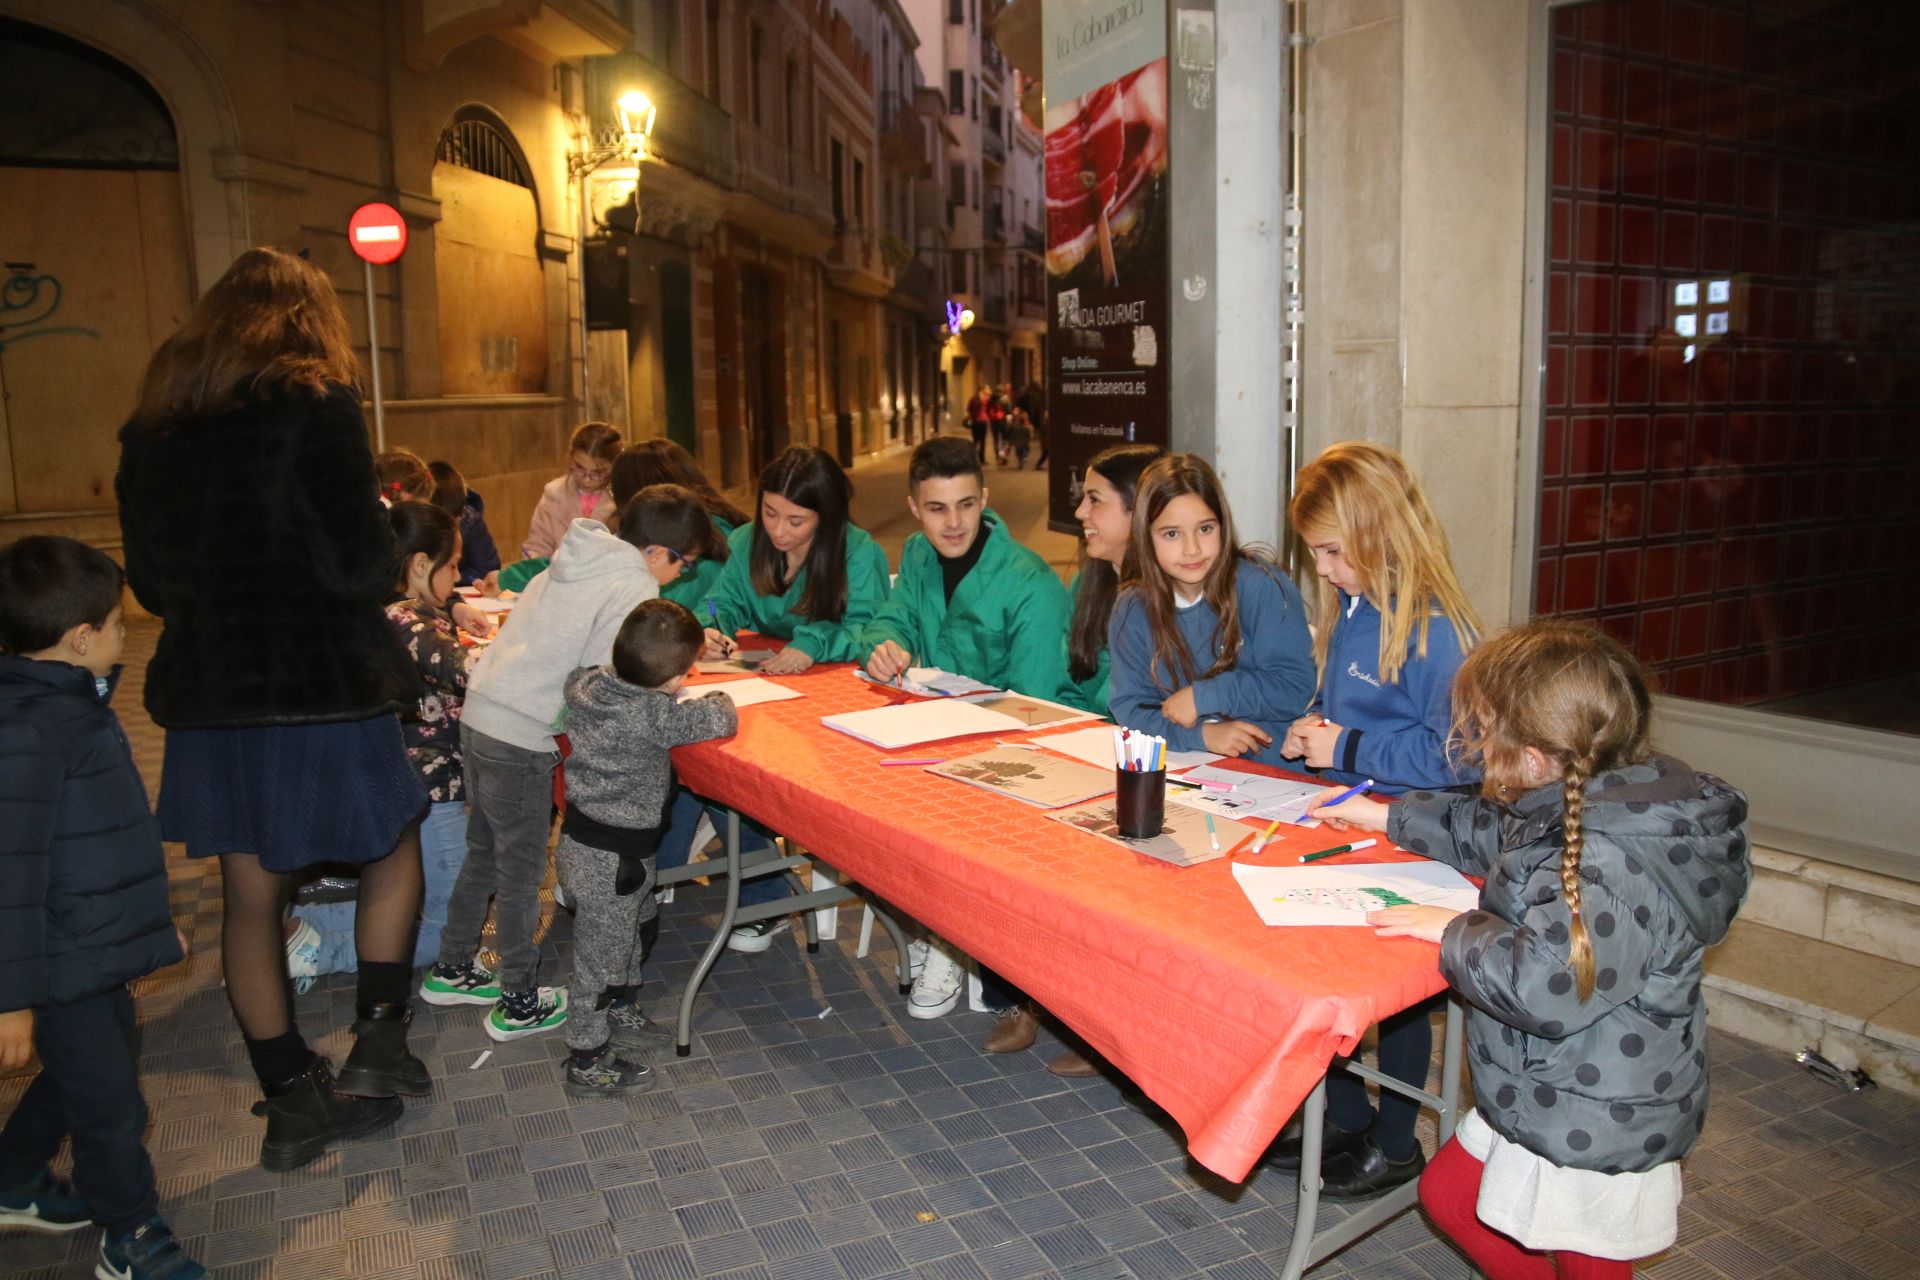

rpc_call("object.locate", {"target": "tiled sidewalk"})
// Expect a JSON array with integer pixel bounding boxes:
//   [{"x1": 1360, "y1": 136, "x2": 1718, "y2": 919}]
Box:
[{"x1": 3, "y1": 621, "x2": 1917, "y2": 1279}]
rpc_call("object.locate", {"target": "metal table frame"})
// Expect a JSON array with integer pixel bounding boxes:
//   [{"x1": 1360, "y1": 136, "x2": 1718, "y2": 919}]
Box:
[{"x1": 664, "y1": 812, "x2": 1466, "y2": 1277}]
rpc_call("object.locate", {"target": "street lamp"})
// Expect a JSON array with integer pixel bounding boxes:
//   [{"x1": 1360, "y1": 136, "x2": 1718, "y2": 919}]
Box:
[
  {"x1": 571, "y1": 88, "x2": 656, "y2": 178},
  {"x1": 573, "y1": 88, "x2": 658, "y2": 425}
]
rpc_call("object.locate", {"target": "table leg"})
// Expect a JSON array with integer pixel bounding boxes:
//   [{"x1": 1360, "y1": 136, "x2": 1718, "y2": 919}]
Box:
[
  {"x1": 675, "y1": 810, "x2": 742, "y2": 1057},
  {"x1": 1439, "y1": 995, "x2": 1464, "y2": 1145},
  {"x1": 1278, "y1": 1076, "x2": 1327, "y2": 1280}
]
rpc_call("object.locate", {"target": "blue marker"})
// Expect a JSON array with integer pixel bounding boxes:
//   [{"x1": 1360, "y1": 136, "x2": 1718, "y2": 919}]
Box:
[
  {"x1": 705, "y1": 600, "x2": 733, "y2": 657},
  {"x1": 1299, "y1": 778, "x2": 1374, "y2": 823}
]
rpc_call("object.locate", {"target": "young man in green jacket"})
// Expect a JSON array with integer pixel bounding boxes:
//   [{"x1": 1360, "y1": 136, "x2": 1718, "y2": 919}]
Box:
[
  {"x1": 862, "y1": 436, "x2": 1071, "y2": 701},
  {"x1": 860, "y1": 435, "x2": 1071, "y2": 1021}
]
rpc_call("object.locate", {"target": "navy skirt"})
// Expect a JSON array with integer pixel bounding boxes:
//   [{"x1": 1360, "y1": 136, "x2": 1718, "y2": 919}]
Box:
[{"x1": 158, "y1": 715, "x2": 429, "y2": 872}]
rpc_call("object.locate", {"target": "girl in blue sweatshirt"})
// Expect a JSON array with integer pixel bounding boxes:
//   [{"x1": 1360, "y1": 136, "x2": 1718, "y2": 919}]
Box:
[
  {"x1": 1107, "y1": 455, "x2": 1316, "y2": 767},
  {"x1": 1272, "y1": 440, "x2": 1482, "y2": 1200}
]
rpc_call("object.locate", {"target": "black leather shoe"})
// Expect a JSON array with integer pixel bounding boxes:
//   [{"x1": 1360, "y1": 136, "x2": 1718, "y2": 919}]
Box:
[
  {"x1": 1261, "y1": 1119, "x2": 1363, "y2": 1173},
  {"x1": 337, "y1": 1002, "x2": 430, "y2": 1098},
  {"x1": 1317, "y1": 1135, "x2": 1426, "y2": 1201}
]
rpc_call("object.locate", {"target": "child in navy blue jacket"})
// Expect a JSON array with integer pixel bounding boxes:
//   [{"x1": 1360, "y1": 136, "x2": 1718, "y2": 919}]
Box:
[
  {"x1": 1272, "y1": 441, "x2": 1483, "y2": 1201},
  {"x1": 0, "y1": 537, "x2": 200, "y2": 1280},
  {"x1": 1107, "y1": 455, "x2": 1317, "y2": 768}
]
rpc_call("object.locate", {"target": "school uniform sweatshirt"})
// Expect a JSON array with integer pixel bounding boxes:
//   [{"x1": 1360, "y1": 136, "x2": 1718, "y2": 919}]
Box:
[
  {"x1": 461, "y1": 520, "x2": 659, "y2": 752},
  {"x1": 700, "y1": 522, "x2": 892, "y2": 663},
  {"x1": 1107, "y1": 557, "x2": 1317, "y2": 771},
  {"x1": 859, "y1": 511, "x2": 1071, "y2": 699},
  {"x1": 1313, "y1": 592, "x2": 1476, "y2": 794}
]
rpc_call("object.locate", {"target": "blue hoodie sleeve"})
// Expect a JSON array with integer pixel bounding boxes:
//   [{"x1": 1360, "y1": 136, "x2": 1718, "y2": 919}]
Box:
[
  {"x1": 1340, "y1": 616, "x2": 1472, "y2": 790},
  {"x1": 460, "y1": 495, "x2": 502, "y2": 581},
  {"x1": 1189, "y1": 563, "x2": 1317, "y2": 724},
  {"x1": 1107, "y1": 593, "x2": 1208, "y2": 752}
]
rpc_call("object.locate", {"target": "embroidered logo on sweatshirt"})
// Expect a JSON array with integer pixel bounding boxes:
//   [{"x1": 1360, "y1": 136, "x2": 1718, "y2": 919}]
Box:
[{"x1": 1346, "y1": 661, "x2": 1382, "y2": 689}]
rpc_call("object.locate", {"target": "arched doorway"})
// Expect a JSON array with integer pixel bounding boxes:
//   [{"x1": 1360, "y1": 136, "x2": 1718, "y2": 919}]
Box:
[
  {"x1": 431, "y1": 108, "x2": 549, "y2": 395},
  {"x1": 0, "y1": 18, "x2": 191, "y2": 522}
]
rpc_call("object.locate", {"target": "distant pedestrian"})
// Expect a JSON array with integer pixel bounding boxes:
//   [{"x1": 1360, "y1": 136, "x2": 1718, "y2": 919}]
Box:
[
  {"x1": 987, "y1": 384, "x2": 1010, "y2": 463},
  {"x1": 965, "y1": 387, "x2": 989, "y2": 463}
]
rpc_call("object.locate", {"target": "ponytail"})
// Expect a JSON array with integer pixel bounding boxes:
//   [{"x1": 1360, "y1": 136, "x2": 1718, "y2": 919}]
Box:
[{"x1": 1560, "y1": 755, "x2": 1597, "y2": 1001}]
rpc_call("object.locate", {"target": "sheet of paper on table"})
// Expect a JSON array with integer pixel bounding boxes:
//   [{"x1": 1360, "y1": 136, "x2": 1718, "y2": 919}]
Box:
[
  {"x1": 1046, "y1": 798, "x2": 1225, "y2": 866},
  {"x1": 457, "y1": 594, "x2": 515, "y2": 614},
  {"x1": 821, "y1": 698, "x2": 1025, "y2": 748},
  {"x1": 1230, "y1": 860, "x2": 1481, "y2": 926},
  {"x1": 1028, "y1": 724, "x2": 1221, "y2": 772},
  {"x1": 926, "y1": 749, "x2": 1117, "y2": 809},
  {"x1": 695, "y1": 650, "x2": 776, "y2": 674},
  {"x1": 960, "y1": 691, "x2": 1102, "y2": 729},
  {"x1": 1168, "y1": 764, "x2": 1327, "y2": 826},
  {"x1": 679, "y1": 677, "x2": 802, "y2": 709},
  {"x1": 905, "y1": 667, "x2": 1000, "y2": 696}
]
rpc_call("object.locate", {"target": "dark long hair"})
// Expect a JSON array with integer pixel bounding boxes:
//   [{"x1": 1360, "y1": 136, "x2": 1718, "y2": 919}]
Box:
[
  {"x1": 127, "y1": 247, "x2": 359, "y2": 432},
  {"x1": 749, "y1": 445, "x2": 855, "y2": 622},
  {"x1": 1067, "y1": 443, "x2": 1164, "y2": 682},
  {"x1": 610, "y1": 439, "x2": 750, "y2": 536},
  {"x1": 1125, "y1": 454, "x2": 1275, "y2": 689}
]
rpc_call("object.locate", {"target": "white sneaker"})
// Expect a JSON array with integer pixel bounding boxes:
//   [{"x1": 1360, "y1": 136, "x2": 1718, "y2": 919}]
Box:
[
  {"x1": 907, "y1": 940, "x2": 964, "y2": 1019},
  {"x1": 727, "y1": 918, "x2": 792, "y2": 953},
  {"x1": 907, "y1": 937, "x2": 929, "y2": 981},
  {"x1": 285, "y1": 918, "x2": 321, "y2": 995}
]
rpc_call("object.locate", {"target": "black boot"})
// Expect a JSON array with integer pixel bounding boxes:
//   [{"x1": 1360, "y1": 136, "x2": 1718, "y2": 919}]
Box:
[
  {"x1": 336, "y1": 1002, "x2": 431, "y2": 1097},
  {"x1": 253, "y1": 1059, "x2": 402, "y2": 1171}
]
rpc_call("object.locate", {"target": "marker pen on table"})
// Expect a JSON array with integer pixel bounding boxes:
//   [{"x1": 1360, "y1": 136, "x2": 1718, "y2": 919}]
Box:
[
  {"x1": 1299, "y1": 838, "x2": 1378, "y2": 863},
  {"x1": 1295, "y1": 778, "x2": 1375, "y2": 824}
]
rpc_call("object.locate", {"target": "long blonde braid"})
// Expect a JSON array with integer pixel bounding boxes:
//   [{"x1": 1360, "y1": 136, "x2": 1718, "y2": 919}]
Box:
[{"x1": 1561, "y1": 752, "x2": 1596, "y2": 1001}]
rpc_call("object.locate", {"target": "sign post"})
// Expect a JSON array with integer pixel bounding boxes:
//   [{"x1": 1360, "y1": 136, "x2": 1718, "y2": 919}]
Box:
[{"x1": 347, "y1": 202, "x2": 409, "y2": 451}]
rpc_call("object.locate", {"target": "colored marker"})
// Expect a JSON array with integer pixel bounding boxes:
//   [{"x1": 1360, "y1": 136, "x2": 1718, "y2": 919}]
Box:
[
  {"x1": 1296, "y1": 778, "x2": 1375, "y2": 824},
  {"x1": 1205, "y1": 814, "x2": 1220, "y2": 852},
  {"x1": 705, "y1": 601, "x2": 734, "y2": 657},
  {"x1": 1299, "y1": 838, "x2": 1378, "y2": 863},
  {"x1": 1250, "y1": 817, "x2": 1285, "y2": 855},
  {"x1": 1224, "y1": 828, "x2": 1259, "y2": 858}
]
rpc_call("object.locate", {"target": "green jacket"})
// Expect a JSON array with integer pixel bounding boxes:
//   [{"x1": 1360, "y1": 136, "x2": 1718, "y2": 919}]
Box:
[
  {"x1": 1058, "y1": 568, "x2": 1111, "y2": 714},
  {"x1": 497, "y1": 515, "x2": 734, "y2": 607},
  {"x1": 859, "y1": 511, "x2": 1070, "y2": 699},
  {"x1": 700, "y1": 522, "x2": 891, "y2": 662}
]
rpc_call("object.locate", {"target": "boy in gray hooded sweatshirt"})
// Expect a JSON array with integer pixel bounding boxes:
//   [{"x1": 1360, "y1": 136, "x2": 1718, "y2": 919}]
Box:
[{"x1": 555, "y1": 600, "x2": 737, "y2": 1095}]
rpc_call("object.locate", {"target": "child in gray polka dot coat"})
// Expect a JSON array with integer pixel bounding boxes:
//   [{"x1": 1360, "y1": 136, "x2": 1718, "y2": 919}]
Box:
[{"x1": 1312, "y1": 620, "x2": 1749, "y2": 1275}]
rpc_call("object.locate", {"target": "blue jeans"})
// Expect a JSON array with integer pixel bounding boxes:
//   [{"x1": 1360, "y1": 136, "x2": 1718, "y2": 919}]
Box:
[
  {"x1": 298, "y1": 801, "x2": 469, "y2": 974},
  {"x1": 657, "y1": 788, "x2": 789, "y2": 909}
]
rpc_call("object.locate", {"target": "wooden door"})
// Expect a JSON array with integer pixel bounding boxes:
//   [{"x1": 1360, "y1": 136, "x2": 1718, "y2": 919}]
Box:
[{"x1": 0, "y1": 166, "x2": 190, "y2": 514}]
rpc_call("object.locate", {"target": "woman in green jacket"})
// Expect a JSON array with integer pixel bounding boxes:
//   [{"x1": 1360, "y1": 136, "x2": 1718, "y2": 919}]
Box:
[{"x1": 700, "y1": 446, "x2": 890, "y2": 675}]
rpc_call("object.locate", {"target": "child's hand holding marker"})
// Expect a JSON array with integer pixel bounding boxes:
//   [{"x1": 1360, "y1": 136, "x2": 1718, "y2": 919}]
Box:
[
  {"x1": 1295, "y1": 778, "x2": 1374, "y2": 824},
  {"x1": 866, "y1": 639, "x2": 913, "y2": 683},
  {"x1": 1307, "y1": 784, "x2": 1392, "y2": 833}
]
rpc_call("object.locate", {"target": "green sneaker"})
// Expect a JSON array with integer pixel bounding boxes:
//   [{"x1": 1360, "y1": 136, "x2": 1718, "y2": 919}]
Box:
[
  {"x1": 419, "y1": 961, "x2": 501, "y2": 1007},
  {"x1": 485, "y1": 987, "x2": 568, "y2": 1041}
]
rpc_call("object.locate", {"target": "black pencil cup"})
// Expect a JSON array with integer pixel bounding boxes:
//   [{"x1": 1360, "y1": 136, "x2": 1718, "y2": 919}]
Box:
[{"x1": 1114, "y1": 768, "x2": 1167, "y2": 839}]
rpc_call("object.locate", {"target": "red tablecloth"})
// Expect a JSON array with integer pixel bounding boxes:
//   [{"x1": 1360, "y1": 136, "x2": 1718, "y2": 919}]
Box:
[{"x1": 672, "y1": 665, "x2": 1451, "y2": 1182}]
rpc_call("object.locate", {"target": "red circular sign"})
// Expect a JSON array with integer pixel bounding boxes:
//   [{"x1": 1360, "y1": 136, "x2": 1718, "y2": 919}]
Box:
[{"x1": 348, "y1": 202, "x2": 408, "y2": 265}]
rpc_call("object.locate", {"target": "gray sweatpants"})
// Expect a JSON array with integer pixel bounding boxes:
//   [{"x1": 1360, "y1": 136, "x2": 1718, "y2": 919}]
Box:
[
  {"x1": 438, "y1": 724, "x2": 559, "y2": 991},
  {"x1": 554, "y1": 834, "x2": 657, "y2": 1052}
]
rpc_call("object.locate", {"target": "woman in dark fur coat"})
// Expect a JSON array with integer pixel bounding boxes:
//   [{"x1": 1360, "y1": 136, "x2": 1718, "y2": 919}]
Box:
[{"x1": 116, "y1": 247, "x2": 429, "y2": 1172}]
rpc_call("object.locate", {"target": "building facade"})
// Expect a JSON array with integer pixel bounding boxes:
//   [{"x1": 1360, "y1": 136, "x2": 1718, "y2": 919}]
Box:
[{"x1": 0, "y1": 0, "x2": 631, "y2": 559}]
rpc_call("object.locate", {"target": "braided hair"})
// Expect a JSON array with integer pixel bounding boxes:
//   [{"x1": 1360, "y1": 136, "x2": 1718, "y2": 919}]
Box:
[{"x1": 1449, "y1": 619, "x2": 1652, "y2": 1000}]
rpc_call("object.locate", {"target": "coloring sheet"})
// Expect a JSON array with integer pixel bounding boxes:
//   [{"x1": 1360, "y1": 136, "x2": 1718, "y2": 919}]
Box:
[
  {"x1": 1166, "y1": 764, "x2": 1328, "y2": 825},
  {"x1": 1229, "y1": 860, "x2": 1481, "y2": 926},
  {"x1": 678, "y1": 677, "x2": 803, "y2": 709}
]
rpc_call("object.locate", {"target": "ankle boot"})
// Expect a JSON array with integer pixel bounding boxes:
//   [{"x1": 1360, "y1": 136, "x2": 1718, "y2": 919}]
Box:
[
  {"x1": 336, "y1": 1002, "x2": 431, "y2": 1098},
  {"x1": 984, "y1": 1004, "x2": 1039, "y2": 1054},
  {"x1": 253, "y1": 1059, "x2": 402, "y2": 1171}
]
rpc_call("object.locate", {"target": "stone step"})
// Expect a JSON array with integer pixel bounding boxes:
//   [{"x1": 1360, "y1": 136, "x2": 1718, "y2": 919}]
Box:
[
  {"x1": 1745, "y1": 846, "x2": 1920, "y2": 969},
  {"x1": 1704, "y1": 917, "x2": 1920, "y2": 1096}
]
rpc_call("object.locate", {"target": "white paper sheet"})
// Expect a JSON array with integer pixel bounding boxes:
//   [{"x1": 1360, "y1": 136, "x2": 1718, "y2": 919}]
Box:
[
  {"x1": 1230, "y1": 860, "x2": 1481, "y2": 927},
  {"x1": 678, "y1": 677, "x2": 803, "y2": 709},
  {"x1": 458, "y1": 594, "x2": 515, "y2": 614},
  {"x1": 1167, "y1": 764, "x2": 1328, "y2": 824},
  {"x1": 1029, "y1": 724, "x2": 1221, "y2": 772},
  {"x1": 821, "y1": 698, "x2": 1025, "y2": 749}
]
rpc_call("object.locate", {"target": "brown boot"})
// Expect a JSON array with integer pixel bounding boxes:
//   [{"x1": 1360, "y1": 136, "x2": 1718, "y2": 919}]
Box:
[
  {"x1": 984, "y1": 1005, "x2": 1039, "y2": 1054},
  {"x1": 1048, "y1": 1046, "x2": 1101, "y2": 1077}
]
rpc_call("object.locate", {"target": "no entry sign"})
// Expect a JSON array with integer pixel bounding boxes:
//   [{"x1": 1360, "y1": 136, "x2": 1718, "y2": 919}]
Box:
[{"x1": 348, "y1": 202, "x2": 408, "y2": 265}]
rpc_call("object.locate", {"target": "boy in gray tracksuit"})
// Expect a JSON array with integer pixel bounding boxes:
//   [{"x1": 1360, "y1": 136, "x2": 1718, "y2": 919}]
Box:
[{"x1": 554, "y1": 599, "x2": 737, "y2": 1096}]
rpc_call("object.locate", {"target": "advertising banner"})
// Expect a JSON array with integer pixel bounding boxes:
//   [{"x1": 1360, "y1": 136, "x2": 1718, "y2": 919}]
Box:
[{"x1": 1043, "y1": 0, "x2": 1170, "y2": 529}]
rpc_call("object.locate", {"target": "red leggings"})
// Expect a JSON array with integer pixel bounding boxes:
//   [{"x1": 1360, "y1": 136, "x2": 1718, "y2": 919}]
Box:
[{"x1": 1420, "y1": 1138, "x2": 1635, "y2": 1279}]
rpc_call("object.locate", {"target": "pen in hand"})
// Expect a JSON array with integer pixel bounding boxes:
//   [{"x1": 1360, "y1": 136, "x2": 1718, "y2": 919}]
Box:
[
  {"x1": 705, "y1": 601, "x2": 735, "y2": 657},
  {"x1": 1298, "y1": 778, "x2": 1374, "y2": 824}
]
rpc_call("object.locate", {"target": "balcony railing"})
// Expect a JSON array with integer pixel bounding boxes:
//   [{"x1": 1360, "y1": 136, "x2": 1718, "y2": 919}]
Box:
[
  {"x1": 736, "y1": 125, "x2": 831, "y2": 223},
  {"x1": 981, "y1": 125, "x2": 1005, "y2": 166},
  {"x1": 585, "y1": 52, "x2": 736, "y2": 188},
  {"x1": 983, "y1": 289, "x2": 1008, "y2": 325},
  {"x1": 980, "y1": 33, "x2": 1004, "y2": 79},
  {"x1": 984, "y1": 208, "x2": 1006, "y2": 244}
]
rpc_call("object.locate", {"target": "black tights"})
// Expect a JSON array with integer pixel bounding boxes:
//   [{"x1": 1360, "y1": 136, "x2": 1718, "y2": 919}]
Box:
[{"x1": 218, "y1": 827, "x2": 423, "y2": 1041}]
